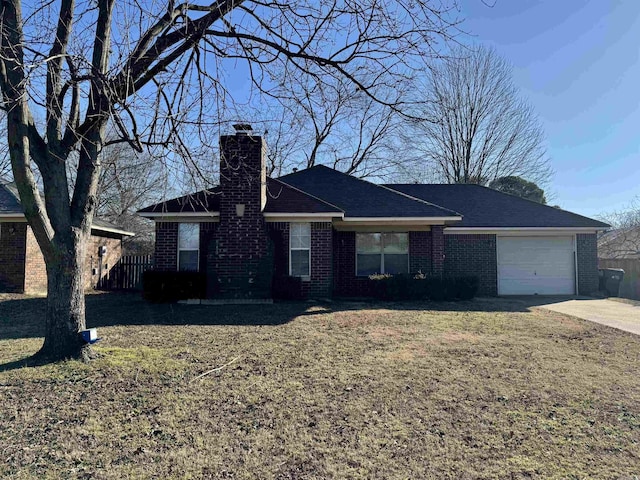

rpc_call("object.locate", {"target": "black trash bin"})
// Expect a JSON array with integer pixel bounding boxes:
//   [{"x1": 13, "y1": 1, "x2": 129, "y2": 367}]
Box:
[{"x1": 598, "y1": 268, "x2": 625, "y2": 296}]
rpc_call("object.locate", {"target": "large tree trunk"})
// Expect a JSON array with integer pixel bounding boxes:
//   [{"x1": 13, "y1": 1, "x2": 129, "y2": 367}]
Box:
[{"x1": 36, "y1": 233, "x2": 93, "y2": 361}]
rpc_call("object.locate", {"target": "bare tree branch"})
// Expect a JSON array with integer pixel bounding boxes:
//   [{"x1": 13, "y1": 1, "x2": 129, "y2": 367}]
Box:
[{"x1": 406, "y1": 45, "x2": 552, "y2": 186}]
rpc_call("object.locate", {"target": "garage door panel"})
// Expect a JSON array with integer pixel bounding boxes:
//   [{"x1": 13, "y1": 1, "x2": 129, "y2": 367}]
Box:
[{"x1": 497, "y1": 236, "x2": 575, "y2": 295}]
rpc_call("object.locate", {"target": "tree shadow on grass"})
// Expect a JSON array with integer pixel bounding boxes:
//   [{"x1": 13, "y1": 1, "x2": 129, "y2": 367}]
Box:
[
  {"x1": 0, "y1": 291, "x2": 588, "y2": 372},
  {"x1": 0, "y1": 291, "x2": 586, "y2": 339},
  {"x1": 0, "y1": 354, "x2": 53, "y2": 373}
]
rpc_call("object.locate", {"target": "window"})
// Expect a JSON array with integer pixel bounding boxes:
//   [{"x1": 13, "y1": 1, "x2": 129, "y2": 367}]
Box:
[
  {"x1": 178, "y1": 223, "x2": 200, "y2": 271},
  {"x1": 356, "y1": 233, "x2": 408, "y2": 276},
  {"x1": 290, "y1": 223, "x2": 311, "y2": 278}
]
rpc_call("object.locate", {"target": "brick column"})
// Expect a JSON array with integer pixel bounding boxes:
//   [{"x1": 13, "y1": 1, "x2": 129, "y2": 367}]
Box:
[
  {"x1": 576, "y1": 233, "x2": 598, "y2": 295},
  {"x1": 154, "y1": 222, "x2": 178, "y2": 270},
  {"x1": 216, "y1": 131, "x2": 270, "y2": 298},
  {"x1": 431, "y1": 225, "x2": 444, "y2": 276},
  {"x1": 409, "y1": 230, "x2": 432, "y2": 275},
  {"x1": 309, "y1": 222, "x2": 333, "y2": 298}
]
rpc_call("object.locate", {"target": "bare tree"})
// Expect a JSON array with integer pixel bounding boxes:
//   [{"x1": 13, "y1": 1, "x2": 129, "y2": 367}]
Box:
[
  {"x1": 237, "y1": 73, "x2": 406, "y2": 179},
  {"x1": 94, "y1": 143, "x2": 170, "y2": 254},
  {"x1": 0, "y1": 0, "x2": 463, "y2": 360},
  {"x1": 407, "y1": 45, "x2": 552, "y2": 185},
  {"x1": 599, "y1": 199, "x2": 640, "y2": 259}
]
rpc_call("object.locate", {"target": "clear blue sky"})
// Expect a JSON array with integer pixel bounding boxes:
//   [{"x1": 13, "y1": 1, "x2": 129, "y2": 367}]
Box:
[{"x1": 460, "y1": 0, "x2": 640, "y2": 218}]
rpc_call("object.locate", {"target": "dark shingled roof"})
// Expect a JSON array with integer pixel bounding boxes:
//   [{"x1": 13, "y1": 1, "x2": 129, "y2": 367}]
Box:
[
  {"x1": 0, "y1": 179, "x2": 133, "y2": 236},
  {"x1": 385, "y1": 183, "x2": 609, "y2": 229},
  {"x1": 137, "y1": 186, "x2": 222, "y2": 214},
  {"x1": 278, "y1": 166, "x2": 460, "y2": 218},
  {"x1": 0, "y1": 180, "x2": 23, "y2": 214},
  {"x1": 263, "y1": 178, "x2": 343, "y2": 214},
  {"x1": 138, "y1": 177, "x2": 343, "y2": 215}
]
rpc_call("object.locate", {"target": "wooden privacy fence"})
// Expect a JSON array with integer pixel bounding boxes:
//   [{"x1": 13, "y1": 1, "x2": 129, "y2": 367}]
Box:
[
  {"x1": 98, "y1": 255, "x2": 153, "y2": 291},
  {"x1": 598, "y1": 258, "x2": 640, "y2": 300}
]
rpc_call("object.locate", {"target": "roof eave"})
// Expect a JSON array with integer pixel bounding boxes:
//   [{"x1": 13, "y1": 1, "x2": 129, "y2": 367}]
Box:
[
  {"x1": 444, "y1": 226, "x2": 608, "y2": 234},
  {"x1": 138, "y1": 211, "x2": 220, "y2": 219},
  {"x1": 335, "y1": 216, "x2": 462, "y2": 226},
  {"x1": 91, "y1": 225, "x2": 136, "y2": 237}
]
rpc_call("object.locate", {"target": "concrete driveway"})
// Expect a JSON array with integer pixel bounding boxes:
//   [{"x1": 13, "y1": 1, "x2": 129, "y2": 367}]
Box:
[{"x1": 540, "y1": 298, "x2": 640, "y2": 336}]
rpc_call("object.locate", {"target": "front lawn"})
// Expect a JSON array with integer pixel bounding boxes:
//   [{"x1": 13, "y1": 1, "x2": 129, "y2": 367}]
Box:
[{"x1": 1, "y1": 293, "x2": 639, "y2": 479}]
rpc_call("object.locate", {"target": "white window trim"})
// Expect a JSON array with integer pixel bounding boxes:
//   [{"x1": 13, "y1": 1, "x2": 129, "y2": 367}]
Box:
[
  {"x1": 355, "y1": 232, "x2": 409, "y2": 276},
  {"x1": 177, "y1": 223, "x2": 200, "y2": 272},
  {"x1": 289, "y1": 223, "x2": 311, "y2": 280}
]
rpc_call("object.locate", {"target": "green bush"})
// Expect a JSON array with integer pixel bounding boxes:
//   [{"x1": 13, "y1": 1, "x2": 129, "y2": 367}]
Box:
[
  {"x1": 368, "y1": 273, "x2": 479, "y2": 301},
  {"x1": 143, "y1": 271, "x2": 206, "y2": 303},
  {"x1": 272, "y1": 275, "x2": 305, "y2": 300},
  {"x1": 455, "y1": 276, "x2": 480, "y2": 300}
]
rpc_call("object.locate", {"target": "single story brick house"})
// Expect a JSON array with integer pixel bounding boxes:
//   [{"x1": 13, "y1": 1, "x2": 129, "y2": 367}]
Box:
[
  {"x1": 0, "y1": 180, "x2": 134, "y2": 294},
  {"x1": 138, "y1": 125, "x2": 609, "y2": 299}
]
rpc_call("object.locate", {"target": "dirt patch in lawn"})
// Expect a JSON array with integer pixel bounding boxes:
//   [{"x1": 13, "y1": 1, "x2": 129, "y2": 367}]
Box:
[{"x1": 1, "y1": 293, "x2": 640, "y2": 479}]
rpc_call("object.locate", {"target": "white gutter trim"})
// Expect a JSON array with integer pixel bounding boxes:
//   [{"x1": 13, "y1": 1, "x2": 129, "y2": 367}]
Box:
[
  {"x1": 263, "y1": 212, "x2": 344, "y2": 219},
  {"x1": 91, "y1": 226, "x2": 136, "y2": 237},
  {"x1": 341, "y1": 216, "x2": 462, "y2": 222},
  {"x1": 138, "y1": 211, "x2": 220, "y2": 219},
  {"x1": 1, "y1": 213, "x2": 134, "y2": 236},
  {"x1": 444, "y1": 226, "x2": 604, "y2": 235}
]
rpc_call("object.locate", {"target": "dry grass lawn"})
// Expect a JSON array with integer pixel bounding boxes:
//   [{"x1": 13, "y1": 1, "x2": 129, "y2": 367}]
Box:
[{"x1": 1, "y1": 292, "x2": 639, "y2": 479}]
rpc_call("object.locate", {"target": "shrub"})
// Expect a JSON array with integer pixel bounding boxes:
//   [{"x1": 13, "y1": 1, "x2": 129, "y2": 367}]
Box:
[
  {"x1": 368, "y1": 273, "x2": 479, "y2": 302},
  {"x1": 424, "y1": 276, "x2": 447, "y2": 301},
  {"x1": 455, "y1": 276, "x2": 480, "y2": 300},
  {"x1": 143, "y1": 270, "x2": 206, "y2": 303},
  {"x1": 272, "y1": 275, "x2": 305, "y2": 300}
]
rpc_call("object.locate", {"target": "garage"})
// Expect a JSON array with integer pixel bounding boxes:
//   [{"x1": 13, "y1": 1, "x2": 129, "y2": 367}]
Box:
[{"x1": 497, "y1": 236, "x2": 576, "y2": 295}]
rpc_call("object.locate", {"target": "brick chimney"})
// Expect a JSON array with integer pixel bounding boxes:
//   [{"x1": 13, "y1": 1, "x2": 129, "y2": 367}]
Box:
[{"x1": 215, "y1": 124, "x2": 270, "y2": 298}]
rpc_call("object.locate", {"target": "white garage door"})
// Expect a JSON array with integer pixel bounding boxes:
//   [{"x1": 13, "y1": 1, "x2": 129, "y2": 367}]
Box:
[{"x1": 497, "y1": 236, "x2": 575, "y2": 295}]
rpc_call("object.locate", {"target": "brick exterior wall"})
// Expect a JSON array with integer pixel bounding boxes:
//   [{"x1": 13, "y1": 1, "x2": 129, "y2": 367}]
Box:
[
  {"x1": 431, "y1": 225, "x2": 445, "y2": 276},
  {"x1": 0, "y1": 222, "x2": 27, "y2": 292},
  {"x1": 201, "y1": 222, "x2": 219, "y2": 297},
  {"x1": 333, "y1": 230, "x2": 369, "y2": 297},
  {"x1": 0, "y1": 222, "x2": 122, "y2": 294},
  {"x1": 444, "y1": 234, "x2": 498, "y2": 296},
  {"x1": 267, "y1": 222, "x2": 332, "y2": 299},
  {"x1": 409, "y1": 230, "x2": 432, "y2": 274},
  {"x1": 154, "y1": 221, "x2": 218, "y2": 293},
  {"x1": 333, "y1": 229, "x2": 437, "y2": 297},
  {"x1": 215, "y1": 133, "x2": 270, "y2": 298},
  {"x1": 85, "y1": 234, "x2": 123, "y2": 291},
  {"x1": 308, "y1": 222, "x2": 333, "y2": 298},
  {"x1": 24, "y1": 226, "x2": 47, "y2": 294},
  {"x1": 268, "y1": 222, "x2": 290, "y2": 278},
  {"x1": 576, "y1": 233, "x2": 599, "y2": 295},
  {"x1": 154, "y1": 222, "x2": 178, "y2": 270}
]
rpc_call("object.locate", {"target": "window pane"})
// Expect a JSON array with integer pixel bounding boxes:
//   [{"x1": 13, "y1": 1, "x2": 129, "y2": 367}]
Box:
[
  {"x1": 290, "y1": 223, "x2": 311, "y2": 249},
  {"x1": 356, "y1": 233, "x2": 382, "y2": 254},
  {"x1": 179, "y1": 223, "x2": 200, "y2": 250},
  {"x1": 291, "y1": 249, "x2": 310, "y2": 277},
  {"x1": 384, "y1": 254, "x2": 408, "y2": 274},
  {"x1": 383, "y1": 233, "x2": 408, "y2": 254},
  {"x1": 179, "y1": 250, "x2": 199, "y2": 272},
  {"x1": 357, "y1": 254, "x2": 382, "y2": 276},
  {"x1": 291, "y1": 234, "x2": 310, "y2": 249},
  {"x1": 290, "y1": 223, "x2": 303, "y2": 236}
]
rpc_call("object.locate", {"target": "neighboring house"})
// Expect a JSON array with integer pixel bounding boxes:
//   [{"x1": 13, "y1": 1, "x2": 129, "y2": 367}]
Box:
[
  {"x1": 138, "y1": 125, "x2": 609, "y2": 299},
  {"x1": 0, "y1": 180, "x2": 134, "y2": 294},
  {"x1": 598, "y1": 227, "x2": 640, "y2": 259}
]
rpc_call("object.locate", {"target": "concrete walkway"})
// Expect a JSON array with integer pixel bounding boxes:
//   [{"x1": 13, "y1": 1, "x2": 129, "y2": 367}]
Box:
[{"x1": 541, "y1": 298, "x2": 640, "y2": 336}]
